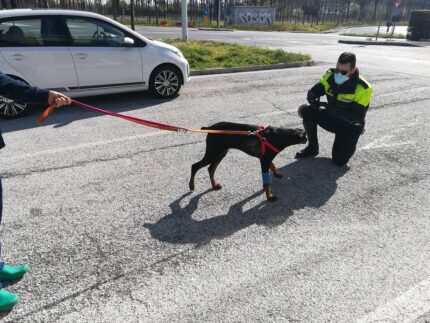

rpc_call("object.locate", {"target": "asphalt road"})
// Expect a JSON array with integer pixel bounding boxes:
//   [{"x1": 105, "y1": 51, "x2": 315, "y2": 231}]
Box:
[{"x1": 0, "y1": 29, "x2": 429, "y2": 322}]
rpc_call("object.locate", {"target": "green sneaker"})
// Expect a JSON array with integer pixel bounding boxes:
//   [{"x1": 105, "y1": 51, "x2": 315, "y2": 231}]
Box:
[
  {"x1": 0, "y1": 289, "x2": 19, "y2": 312},
  {"x1": 0, "y1": 264, "x2": 29, "y2": 282}
]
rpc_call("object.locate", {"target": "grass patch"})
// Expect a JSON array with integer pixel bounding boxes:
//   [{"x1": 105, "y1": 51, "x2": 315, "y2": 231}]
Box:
[
  {"x1": 160, "y1": 38, "x2": 311, "y2": 70},
  {"x1": 341, "y1": 32, "x2": 406, "y2": 39}
]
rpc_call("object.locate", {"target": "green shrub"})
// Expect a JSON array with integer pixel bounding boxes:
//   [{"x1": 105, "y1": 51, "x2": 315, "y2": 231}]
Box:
[{"x1": 407, "y1": 10, "x2": 430, "y2": 41}]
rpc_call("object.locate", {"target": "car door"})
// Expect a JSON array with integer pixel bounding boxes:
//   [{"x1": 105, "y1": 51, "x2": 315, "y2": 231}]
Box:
[
  {"x1": 0, "y1": 16, "x2": 78, "y2": 90},
  {"x1": 64, "y1": 17, "x2": 143, "y2": 88}
]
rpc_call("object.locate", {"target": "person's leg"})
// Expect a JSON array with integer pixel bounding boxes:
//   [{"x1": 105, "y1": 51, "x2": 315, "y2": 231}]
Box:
[
  {"x1": 332, "y1": 128, "x2": 362, "y2": 166},
  {"x1": 0, "y1": 176, "x2": 2, "y2": 225},
  {"x1": 0, "y1": 177, "x2": 29, "y2": 312},
  {"x1": 296, "y1": 105, "x2": 320, "y2": 158},
  {"x1": 296, "y1": 105, "x2": 341, "y2": 158}
]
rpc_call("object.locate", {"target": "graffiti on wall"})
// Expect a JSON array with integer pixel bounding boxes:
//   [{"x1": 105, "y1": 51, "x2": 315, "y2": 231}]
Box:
[
  {"x1": 230, "y1": 7, "x2": 276, "y2": 25},
  {"x1": 239, "y1": 10, "x2": 273, "y2": 24}
]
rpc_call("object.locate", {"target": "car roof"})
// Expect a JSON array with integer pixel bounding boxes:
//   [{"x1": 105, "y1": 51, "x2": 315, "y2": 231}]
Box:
[{"x1": 0, "y1": 9, "x2": 107, "y2": 19}]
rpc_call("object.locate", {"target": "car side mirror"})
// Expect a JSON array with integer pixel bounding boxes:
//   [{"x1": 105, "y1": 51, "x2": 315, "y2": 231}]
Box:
[{"x1": 123, "y1": 37, "x2": 135, "y2": 47}]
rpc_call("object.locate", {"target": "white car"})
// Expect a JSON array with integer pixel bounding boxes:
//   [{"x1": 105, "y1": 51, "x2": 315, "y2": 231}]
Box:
[{"x1": 0, "y1": 9, "x2": 190, "y2": 118}]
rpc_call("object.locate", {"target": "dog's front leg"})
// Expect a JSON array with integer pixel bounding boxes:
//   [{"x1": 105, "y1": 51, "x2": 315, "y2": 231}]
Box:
[
  {"x1": 270, "y1": 162, "x2": 283, "y2": 179},
  {"x1": 261, "y1": 159, "x2": 277, "y2": 202}
]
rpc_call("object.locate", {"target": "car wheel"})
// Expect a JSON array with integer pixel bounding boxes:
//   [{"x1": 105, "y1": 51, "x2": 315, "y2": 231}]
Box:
[
  {"x1": 0, "y1": 96, "x2": 28, "y2": 119},
  {"x1": 150, "y1": 65, "x2": 182, "y2": 99}
]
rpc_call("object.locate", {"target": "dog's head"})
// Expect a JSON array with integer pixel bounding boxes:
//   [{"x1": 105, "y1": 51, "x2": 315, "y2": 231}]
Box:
[{"x1": 270, "y1": 127, "x2": 307, "y2": 147}]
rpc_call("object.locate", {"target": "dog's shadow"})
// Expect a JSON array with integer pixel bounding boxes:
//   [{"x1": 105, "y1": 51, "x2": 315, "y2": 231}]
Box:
[{"x1": 144, "y1": 158, "x2": 349, "y2": 245}]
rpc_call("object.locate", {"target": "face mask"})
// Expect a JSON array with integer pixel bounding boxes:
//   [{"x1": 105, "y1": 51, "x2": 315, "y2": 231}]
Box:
[{"x1": 334, "y1": 72, "x2": 349, "y2": 85}]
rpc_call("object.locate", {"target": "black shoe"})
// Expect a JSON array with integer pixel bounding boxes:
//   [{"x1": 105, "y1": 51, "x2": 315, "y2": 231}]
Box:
[
  {"x1": 296, "y1": 121, "x2": 319, "y2": 159},
  {"x1": 295, "y1": 146, "x2": 319, "y2": 159}
]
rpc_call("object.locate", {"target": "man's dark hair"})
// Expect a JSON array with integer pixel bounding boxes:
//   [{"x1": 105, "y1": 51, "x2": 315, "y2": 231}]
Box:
[{"x1": 338, "y1": 52, "x2": 356, "y2": 69}]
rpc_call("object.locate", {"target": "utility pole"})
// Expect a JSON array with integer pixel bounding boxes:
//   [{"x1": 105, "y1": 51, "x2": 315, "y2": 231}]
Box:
[
  {"x1": 181, "y1": 0, "x2": 188, "y2": 42},
  {"x1": 130, "y1": 0, "x2": 135, "y2": 30},
  {"x1": 217, "y1": 0, "x2": 221, "y2": 28}
]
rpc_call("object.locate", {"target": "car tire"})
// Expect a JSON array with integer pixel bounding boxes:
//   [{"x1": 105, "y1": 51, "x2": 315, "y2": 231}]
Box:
[
  {"x1": 149, "y1": 65, "x2": 182, "y2": 99},
  {"x1": 0, "y1": 96, "x2": 29, "y2": 119}
]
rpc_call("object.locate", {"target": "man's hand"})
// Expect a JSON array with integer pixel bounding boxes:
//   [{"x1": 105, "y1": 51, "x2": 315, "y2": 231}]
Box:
[
  {"x1": 298, "y1": 104, "x2": 307, "y2": 119},
  {"x1": 307, "y1": 90, "x2": 320, "y2": 105},
  {"x1": 48, "y1": 91, "x2": 71, "y2": 107}
]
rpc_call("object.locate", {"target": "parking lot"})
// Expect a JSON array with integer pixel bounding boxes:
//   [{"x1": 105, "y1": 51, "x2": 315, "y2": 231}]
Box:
[{"x1": 0, "y1": 29, "x2": 429, "y2": 322}]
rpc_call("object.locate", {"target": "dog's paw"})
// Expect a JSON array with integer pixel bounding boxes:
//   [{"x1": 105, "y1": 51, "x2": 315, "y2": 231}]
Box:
[
  {"x1": 267, "y1": 195, "x2": 278, "y2": 202},
  {"x1": 212, "y1": 183, "x2": 222, "y2": 190},
  {"x1": 274, "y1": 173, "x2": 283, "y2": 179}
]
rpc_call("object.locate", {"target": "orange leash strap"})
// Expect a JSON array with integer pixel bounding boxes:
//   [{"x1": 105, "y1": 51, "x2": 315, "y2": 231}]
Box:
[
  {"x1": 37, "y1": 100, "x2": 252, "y2": 136},
  {"x1": 37, "y1": 104, "x2": 57, "y2": 124},
  {"x1": 36, "y1": 100, "x2": 281, "y2": 157}
]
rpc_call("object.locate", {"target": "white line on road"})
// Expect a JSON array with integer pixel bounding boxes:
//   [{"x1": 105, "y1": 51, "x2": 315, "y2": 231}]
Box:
[
  {"x1": 361, "y1": 141, "x2": 415, "y2": 150},
  {"x1": 357, "y1": 278, "x2": 430, "y2": 323}
]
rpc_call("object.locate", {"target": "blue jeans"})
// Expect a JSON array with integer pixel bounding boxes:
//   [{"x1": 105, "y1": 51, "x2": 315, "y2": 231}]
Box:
[
  {"x1": 0, "y1": 177, "x2": 4, "y2": 273},
  {"x1": 0, "y1": 176, "x2": 3, "y2": 224}
]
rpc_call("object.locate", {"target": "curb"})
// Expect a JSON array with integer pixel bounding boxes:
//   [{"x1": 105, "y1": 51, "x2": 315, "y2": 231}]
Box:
[
  {"x1": 190, "y1": 60, "x2": 316, "y2": 76},
  {"x1": 338, "y1": 39, "x2": 422, "y2": 47},
  {"x1": 198, "y1": 28, "x2": 234, "y2": 32}
]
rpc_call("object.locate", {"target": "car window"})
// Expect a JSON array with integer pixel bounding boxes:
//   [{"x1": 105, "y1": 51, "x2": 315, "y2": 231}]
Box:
[
  {"x1": 0, "y1": 17, "x2": 70, "y2": 47},
  {"x1": 0, "y1": 18, "x2": 43, "y2": 46},
  {"x1": 66, "y1": 18, "x2": 126, "y2": 47}
]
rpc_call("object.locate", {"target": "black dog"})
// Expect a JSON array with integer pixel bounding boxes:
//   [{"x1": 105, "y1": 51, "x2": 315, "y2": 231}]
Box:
[{"x1": 189, "y1": 122, "x2": 307, "y2": 202}]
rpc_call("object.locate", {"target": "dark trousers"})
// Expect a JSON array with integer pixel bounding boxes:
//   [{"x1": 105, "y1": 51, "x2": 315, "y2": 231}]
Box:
[{"x1": 303, "y1": 106, "x2": 363, "y2": 166}]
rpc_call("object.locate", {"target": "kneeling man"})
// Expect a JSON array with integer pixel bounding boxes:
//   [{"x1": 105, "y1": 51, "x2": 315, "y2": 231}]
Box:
[{"x1": 296, "y1": 52, "x2": 373, "y2": 166}]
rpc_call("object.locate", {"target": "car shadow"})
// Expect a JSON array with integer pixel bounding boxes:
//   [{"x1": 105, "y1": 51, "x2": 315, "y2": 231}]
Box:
[
  {"x1": 144, "y1": 157, "x2": 349, "y2": 245},
  {"x1": 0, "y1": 91, "x2": 177, "y2": 134}
]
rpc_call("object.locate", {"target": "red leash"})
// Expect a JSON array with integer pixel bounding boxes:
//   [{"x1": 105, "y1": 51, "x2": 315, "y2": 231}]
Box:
[
  {"x1": 37, "y1": 100, "x2": 281, "y2": 158},
  {"x1": 71, "y1": 100, "x2": 188, "y2": 132}
]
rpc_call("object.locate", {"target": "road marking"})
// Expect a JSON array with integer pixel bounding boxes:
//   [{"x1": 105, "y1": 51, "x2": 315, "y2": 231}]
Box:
[
  {"x1": 357, "y1": 278, "x2": 430, "y2": 323},
  {"x1": 361, "y1": 141, "x2": 415, "y2": 150},
  {"x1": 360, "y1": 123, "x2": 418, "y2": 150},
  {"x1": 1, "y1": 130, "x2": 171, "y2": 161},
  {"x1": 376, "y1": 86, "x2": 430, "y2": 97}
]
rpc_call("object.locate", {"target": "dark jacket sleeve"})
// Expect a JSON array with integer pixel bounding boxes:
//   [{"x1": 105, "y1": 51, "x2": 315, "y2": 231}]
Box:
[
  {"x1": 0, "y1": 71, "x2": 49, "y2": 104},
  {"x1": 308, "y1": 82, "x2": 325, "y2": 98}
]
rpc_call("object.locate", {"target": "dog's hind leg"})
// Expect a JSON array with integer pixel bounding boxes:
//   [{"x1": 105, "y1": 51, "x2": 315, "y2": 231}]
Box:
[
  {"x1": 270, "y1": 162, "x2": 283, "y2": 179},
  {"x1": 189, "y1": 149, "x2": 220, "y2": 191},
  {"x1": 208, "y1": 149, "x2": 228, "y2": 190}
]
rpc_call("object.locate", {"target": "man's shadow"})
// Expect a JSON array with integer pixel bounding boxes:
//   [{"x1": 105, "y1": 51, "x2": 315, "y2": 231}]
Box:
[{"x1": 144, "y1": 158, "x2": 349, "y2": 245}]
